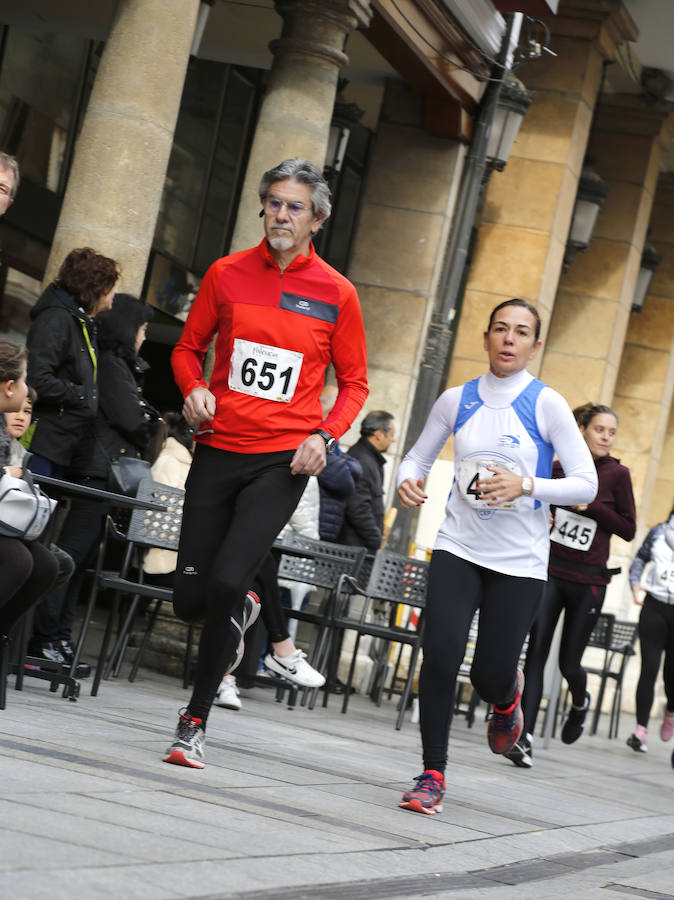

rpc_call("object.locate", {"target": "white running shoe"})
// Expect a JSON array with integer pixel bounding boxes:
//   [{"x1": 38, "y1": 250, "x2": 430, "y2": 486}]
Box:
[
  {"x1": 163, "y1": 709, "x2": 206, "y2": 768},
  {"x1": 214, "y1": 675, "x2": 242, "y2": 710},
  {"x1": 264, "y1": 649, "x2": 325, "y2": 687},
  {"x1": 225, "y1": 590, "x2": 261, "y2": 675}
]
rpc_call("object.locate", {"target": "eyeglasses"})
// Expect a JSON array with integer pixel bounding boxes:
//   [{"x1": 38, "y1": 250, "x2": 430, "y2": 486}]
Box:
[{"x1": 262, "y1": 196, "x2": 311, "y2": 217}]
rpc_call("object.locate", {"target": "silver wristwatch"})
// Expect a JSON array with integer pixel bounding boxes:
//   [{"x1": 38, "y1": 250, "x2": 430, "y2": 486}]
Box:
[{"x1": 521, "y1": 476, "x2": 533, "y2": 497}]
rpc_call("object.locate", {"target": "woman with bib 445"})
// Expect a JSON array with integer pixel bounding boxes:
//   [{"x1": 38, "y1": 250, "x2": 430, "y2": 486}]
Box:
[
  {"x1": 506, "y1": 403, "x2": 635, "y2": 769},
  {"x1": 397, "y1": 299, "x2": 597, "y2": 816}
]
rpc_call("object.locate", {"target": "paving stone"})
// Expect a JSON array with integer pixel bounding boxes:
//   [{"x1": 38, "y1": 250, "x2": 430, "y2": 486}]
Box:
[{"x1": 3, "y1": 666, "x2": 674, "y2": 900}]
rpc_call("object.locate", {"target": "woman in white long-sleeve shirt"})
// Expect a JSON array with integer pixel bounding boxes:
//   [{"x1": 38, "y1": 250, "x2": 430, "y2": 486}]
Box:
[{"x1": 396, "y1": 299, "x2": 597, "y2": 816}]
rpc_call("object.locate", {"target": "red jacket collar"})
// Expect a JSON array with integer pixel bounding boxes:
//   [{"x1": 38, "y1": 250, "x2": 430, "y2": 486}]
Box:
[{"x1": 258, "y1": 238, "x2": 316, "y2": 272}]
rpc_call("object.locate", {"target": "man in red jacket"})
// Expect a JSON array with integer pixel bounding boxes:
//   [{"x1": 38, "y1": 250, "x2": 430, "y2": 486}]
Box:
[{"x1": 164, "y1": 158, "x2": 369, "y2": 768}]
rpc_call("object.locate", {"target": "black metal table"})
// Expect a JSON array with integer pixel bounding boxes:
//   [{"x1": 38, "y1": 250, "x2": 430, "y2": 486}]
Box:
[{"x1": 13, "y1": 476, "x2": 166, "y2": 701}]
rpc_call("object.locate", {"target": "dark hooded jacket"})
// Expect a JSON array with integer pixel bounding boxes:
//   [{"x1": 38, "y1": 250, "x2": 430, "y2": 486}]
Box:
[
  {"x1": 25, "y1": 283, "x2": 99, "y2": 469},
  {"x1": 84, "y1": 352, "x2": 159, "y2": 480},
  {"x1": 337, "y1": 436, "x2": 386, "y2": 551},
  {"x1": 317, "y1": 446, "x2": 363, "y2": 542}
]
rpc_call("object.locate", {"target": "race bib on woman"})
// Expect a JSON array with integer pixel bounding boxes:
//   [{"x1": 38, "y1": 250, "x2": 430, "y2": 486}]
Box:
[
  {"x1": 456, "y1": 456, "x2": 521, "y2": 510},
  {"x1": 655, "y1": 561, "x2": 674, "y2": 588},
  {"x1": 229, "y1": 339, "x2": 303, "y2": 402},
  {"x1": 550, "y1": 508, "x2": 596, "y2": 551}
]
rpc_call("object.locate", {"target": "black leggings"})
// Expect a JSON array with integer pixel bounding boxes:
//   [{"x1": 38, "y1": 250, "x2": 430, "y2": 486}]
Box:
[
  {"x1": 173, "y1": 444, "x2": 307, "y2": 724},
  {"x1": 419, "y1": 550, "x2": 543, "y2": 773},
  {"x1": 522, "y1": 576, "x2": 605, "y2": 734},
  {"x1": 635, "y1": 595, "x2": 674, "y2": 727},
  {"x1": 253, "y1": 551, "x2": 291, "y2": 645},
  {"x1": 0, "y1": 537, "x2": 59, "y2": 635},
  {"x1": 32, "y1": 477, "x2": 109, "y2": 642}
]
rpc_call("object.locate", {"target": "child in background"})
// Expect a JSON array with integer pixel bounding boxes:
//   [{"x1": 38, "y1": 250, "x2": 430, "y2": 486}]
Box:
[
  {"x1": 4, "y1": 387, "x2": 75, "y2": 592},
  {"x1": 5, "y1": 386, "x2": 36, "y2": 465}
]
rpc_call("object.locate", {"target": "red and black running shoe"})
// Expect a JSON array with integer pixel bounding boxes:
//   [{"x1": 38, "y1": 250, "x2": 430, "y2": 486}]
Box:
[
  {"x1": 487, "y1": 669, "x2": 524, "y2": 754},
  {"x1": 399, "y1": 769, "x2": 445, "y2": 815}
]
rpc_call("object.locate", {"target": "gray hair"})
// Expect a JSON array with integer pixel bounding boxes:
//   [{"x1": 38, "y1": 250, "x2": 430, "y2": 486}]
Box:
[
  {"x1": 0, "y1": 152, "x2": 19, "y2": 199},
  {"x1": 361, "y1": 410, "x2": 394, "y2": 438},
  {"x1": 258, "y1": 158, "x2": 332, "y2": 221}
]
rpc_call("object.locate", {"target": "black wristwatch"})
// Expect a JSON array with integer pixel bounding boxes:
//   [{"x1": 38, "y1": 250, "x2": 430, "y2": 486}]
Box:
[{"x1": 312, "y1": 429, "x2": 336, "y2": 454}]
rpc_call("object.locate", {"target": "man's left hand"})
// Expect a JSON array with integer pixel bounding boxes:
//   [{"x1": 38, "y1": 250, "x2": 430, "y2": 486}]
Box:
[{"x1": 290, "y1": 434, "x2": 327, "y2": 476}]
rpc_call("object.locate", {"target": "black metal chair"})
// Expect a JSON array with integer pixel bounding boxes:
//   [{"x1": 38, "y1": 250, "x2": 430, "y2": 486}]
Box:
[
  {"x1": 325, "y1": 548, "x2": 430, "y2": 729},
  {"x1": 273, "y1": 533, "x2": 368, "y2": 675},
  {"x1": 91, "y1": 479, "x2": 191, "y2": 695},
  {"x1": 585, "y1": 614, "x2": 639, "y2": 737},
  {"x1": 555, "y1": 612, "x2": 638, "y2": 739}
]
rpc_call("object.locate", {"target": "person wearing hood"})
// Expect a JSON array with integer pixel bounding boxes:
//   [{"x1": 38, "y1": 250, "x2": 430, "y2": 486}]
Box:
[
  {"x1": 507, "y1": 403, "x2": 636, "y2": 768},
  {"x1": 24, "y1": 247, "x2": 119, "y2": 477},
  {"x1": 626, "y1": 504, "x2": 674, "y2": 754},
  {"x1": 29, "y1": 293, "x2": 159, "y2": 668}
]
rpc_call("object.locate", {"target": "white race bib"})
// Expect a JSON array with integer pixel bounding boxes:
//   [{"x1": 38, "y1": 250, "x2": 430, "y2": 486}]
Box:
[
  {"x1": 655, "y1": 562, "x2": 674, "y2": 587},
  {"x1": 456, "y1": 456, "x2": 521, "y2": 510},
  {"x1": 229, "y1": 339, "x2": 303, "y2": 402},
  {"x1": 550, "y1": 508, "x2": 596, "y2": 551}
]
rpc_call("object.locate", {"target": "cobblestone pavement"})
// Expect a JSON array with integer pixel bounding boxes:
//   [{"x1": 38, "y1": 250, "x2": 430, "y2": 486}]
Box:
[{"x1": 2, "y1": 664, "x2": 673, "y2": 899}]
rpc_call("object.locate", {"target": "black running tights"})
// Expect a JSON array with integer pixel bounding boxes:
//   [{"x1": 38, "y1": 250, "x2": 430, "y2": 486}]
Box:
[
  {"x1": 521, "y1": 577, "x2": 605, "y2": 735},
  {"x1": 419, "y1": 550, "x2": 543, "y2": 773},
  {"x1": 635, "y1": 595, "x2": 674, "y2": 727},
  {"x1": 173, "y1": 444, "x2": 307, "y2": 725}
]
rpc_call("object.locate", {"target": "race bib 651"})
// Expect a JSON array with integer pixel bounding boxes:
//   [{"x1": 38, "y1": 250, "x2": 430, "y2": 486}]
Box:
[{"x1": 229, "y1": 339, "x2": 303, "y2": 402}]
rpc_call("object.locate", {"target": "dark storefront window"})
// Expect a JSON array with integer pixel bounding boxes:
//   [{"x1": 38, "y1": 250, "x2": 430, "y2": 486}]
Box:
[
  {"x1": 316, "y1": 121, "x2": 372, "y2": 275},
  {"x1": 0, "y1": 27, "x2": 99, "y2": 335},
  {"x1": 150, "y1": 59, "x2": 259, "y2": 299},
  {"x1": 0, "y1": 29, "x2": 89, "y2": 195}
]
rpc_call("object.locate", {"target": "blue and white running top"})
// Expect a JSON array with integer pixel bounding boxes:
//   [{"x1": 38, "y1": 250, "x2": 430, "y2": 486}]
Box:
[{"x1": 397, "y1": 368, "x2": 597, "y2": 580}]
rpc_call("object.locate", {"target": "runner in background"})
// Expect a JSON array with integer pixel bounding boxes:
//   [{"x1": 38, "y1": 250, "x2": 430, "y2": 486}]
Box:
[
  {"x1": 626, "y1": 506, "x2": 674, "y2": 754},
  {"x1": 507, "y1": 403, "x2": 635, "y2": 768}
]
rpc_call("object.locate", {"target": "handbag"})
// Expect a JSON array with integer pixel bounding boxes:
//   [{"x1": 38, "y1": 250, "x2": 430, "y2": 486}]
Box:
[
  {"x1": 0, "y1": 459, "x2": 57, "y2": 541},
  {"x1": 108, "y1": 456, "x2": 152, "y2": 497}
]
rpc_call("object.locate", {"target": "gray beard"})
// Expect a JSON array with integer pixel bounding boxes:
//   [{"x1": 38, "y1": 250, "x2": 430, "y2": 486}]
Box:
[{"x1": 268, "y1": 234, "x2": 294, "y2": 252}]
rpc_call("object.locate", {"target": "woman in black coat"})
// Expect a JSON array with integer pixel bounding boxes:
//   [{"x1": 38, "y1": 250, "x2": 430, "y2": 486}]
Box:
[
  {"x1": 26, "y1": 247, "x2": 120, "y2": 478},
  {"x1": 29, "y1": 295, "x2": 160, "y2": 666}
]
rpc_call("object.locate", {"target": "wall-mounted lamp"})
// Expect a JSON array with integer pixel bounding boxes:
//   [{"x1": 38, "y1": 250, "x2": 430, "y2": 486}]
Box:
[
  {"x1": 485, "y1": 74, "x2": 534, "y2": 173},
  {"x1": 632, "y1": 243, "x2": 663, "y2": 313},
  {"x1": 563, "y1": 161, "x2": 610, "y2": 270},
  {"x1": 323, "y1": 90, "x2": 364, "y2": 184},
  {"x1": 190, "y1": 0, "x2": 215, "y2": 57}
]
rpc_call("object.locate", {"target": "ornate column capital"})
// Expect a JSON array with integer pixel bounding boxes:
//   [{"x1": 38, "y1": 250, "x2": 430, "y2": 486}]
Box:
[
  {"x1": 594, "y1": 94, "x2": 674, "y2": 145},
  {"x1": 271, "y1": 0, "x2": 373, "y2": 69},
  {"x1": 552, "y1": 0, "x2": 638, "y2": 61}
]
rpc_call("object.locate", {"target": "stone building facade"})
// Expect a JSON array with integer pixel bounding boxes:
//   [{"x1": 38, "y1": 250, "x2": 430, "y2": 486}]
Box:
[{"x1": 0, "y1": 0, "x2": 672, "y2": 709}]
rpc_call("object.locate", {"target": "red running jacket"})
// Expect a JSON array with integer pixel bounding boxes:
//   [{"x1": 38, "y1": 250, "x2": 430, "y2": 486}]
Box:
[{"x1": 171, "y1": 240, "x2": 369, "y2": 453}]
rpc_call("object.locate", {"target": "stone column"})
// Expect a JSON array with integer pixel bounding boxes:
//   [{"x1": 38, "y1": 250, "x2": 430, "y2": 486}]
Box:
[
  {"x1": 540, "y1": 99, "x2": 673, "y2": 408},
  {"x1": 44, "y1": 0, "x2": 200, "y2": 293},
  {"x1": 346, "y1": 79, "x2": 465, "y2": 467},
  {"x1": 614, "y1": 173, "x2": 674, "y2": 537},
  {"x1": 447, "y1": 0, "x2": 636, "y2": 388},
  {"x1": 230, "y1": 0, "x2": 372, "y2": 253}
]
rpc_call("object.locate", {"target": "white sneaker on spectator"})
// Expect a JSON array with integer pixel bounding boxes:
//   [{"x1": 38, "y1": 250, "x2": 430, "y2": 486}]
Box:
[
  {"x1": 264, "y1": 649, "x2": 325, "y2": 687},
  {"x1": 214, "y1": 675, "x2": 241, "y2": 710}
]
